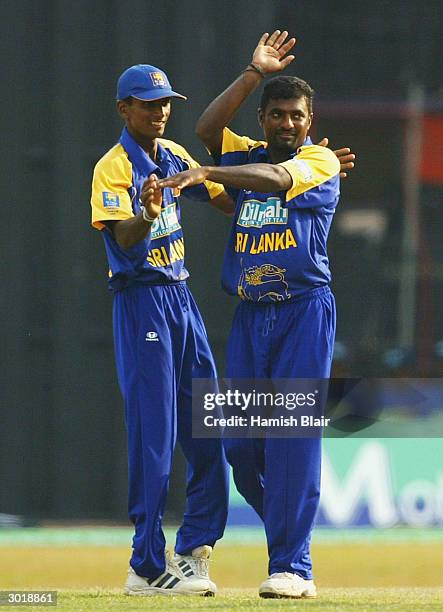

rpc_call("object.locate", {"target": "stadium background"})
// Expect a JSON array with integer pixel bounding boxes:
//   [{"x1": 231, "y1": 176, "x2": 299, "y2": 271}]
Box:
[{"x1": 1, "y1": 0, "x2": 443, "y2": 596}]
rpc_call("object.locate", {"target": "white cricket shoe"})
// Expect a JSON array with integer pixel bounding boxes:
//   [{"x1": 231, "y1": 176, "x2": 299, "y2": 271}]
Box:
[
  {"x1": 173, "y1": 545, "x2": 217, "y2": 595},
  {"x1": 125, "y1": 551, "x2": 214, "y2": 596},
  {"x1": 259, "y1": 572, "x2": 317, "y2": 599}
]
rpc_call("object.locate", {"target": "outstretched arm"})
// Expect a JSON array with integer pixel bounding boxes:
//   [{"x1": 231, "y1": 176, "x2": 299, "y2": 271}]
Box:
[
  {"x1": 196, "y1": 30, "x2": 296, "y2": 158},
  {"x1": 141, "y1": 175, "x2": 236, "y2": 217},
  {"x1": 157, "y1": 164, "x2": 292, "y2": 195}
]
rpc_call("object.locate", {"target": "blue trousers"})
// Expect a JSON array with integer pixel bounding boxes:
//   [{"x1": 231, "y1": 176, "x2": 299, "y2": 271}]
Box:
[
  {"x1": 224, "y1": 286, "x2": 336, "y2": 579},
  {"x1": 113, "y1": 283, "x2": 229, "y2": 579}
]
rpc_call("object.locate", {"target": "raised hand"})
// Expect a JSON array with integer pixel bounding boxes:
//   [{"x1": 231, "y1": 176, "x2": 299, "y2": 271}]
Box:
[
  {"x1": 317, "y1": 138, "x2": 356, "y2": 179},
  {"x1": 141, "y1": 174, "x2": 162, "y2": 219},
  {"x1": 251, "y1": 30, "x2": 296, "y2": 75}
]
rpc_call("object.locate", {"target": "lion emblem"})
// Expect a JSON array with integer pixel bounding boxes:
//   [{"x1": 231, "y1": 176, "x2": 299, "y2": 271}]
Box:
[{"x1": 238, "y1": 263, "x2": 291, "y2": 301}]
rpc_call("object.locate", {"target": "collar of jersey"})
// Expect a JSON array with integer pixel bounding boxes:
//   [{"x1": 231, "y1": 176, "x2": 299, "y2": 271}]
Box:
[
  {"x1": 252, "y1": 135, "x2": 313, "y2": 162},
  {"x1": 119, "y1": 127, "x2": 168, "y2": 177}
]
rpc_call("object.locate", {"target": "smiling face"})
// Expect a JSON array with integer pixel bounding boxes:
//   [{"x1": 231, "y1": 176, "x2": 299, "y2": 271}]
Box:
[
  {"x1": 117, "y1": 96, "x2": 171, "y2": 148},
  {"x1": 258, "y1": 96, "x2": 313, "y2": 162}
]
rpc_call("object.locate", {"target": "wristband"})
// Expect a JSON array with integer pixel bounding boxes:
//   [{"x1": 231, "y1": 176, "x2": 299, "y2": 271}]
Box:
[
  {"x1": 243, "y1": 62, "x2": 265, "y2": 78},
  {"x1": 140, "y1": 205, "x2": 157, "y2": 223}
]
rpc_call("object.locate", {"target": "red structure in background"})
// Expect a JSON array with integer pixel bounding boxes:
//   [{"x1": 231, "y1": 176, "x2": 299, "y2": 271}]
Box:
[{"x1": 421, "y1": 115, "x2": 443, "y2": 185}]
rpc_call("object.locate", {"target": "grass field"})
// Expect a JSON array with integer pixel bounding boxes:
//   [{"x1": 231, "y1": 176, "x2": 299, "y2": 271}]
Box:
[
  {"x1": 15, "y1": 588, "x2": 443, "y2": 611},
  {"x1": 1, "y1": 528, "x2": 442, "y2": 609}
]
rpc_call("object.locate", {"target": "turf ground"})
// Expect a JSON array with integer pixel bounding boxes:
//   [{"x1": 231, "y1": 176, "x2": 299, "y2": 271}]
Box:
[
  {"x1": 13, "y1": 588, "x2": 443, "y2": 611},
  {"x1": 1, "y1": 528, "x2": 442, "y2": 609}
]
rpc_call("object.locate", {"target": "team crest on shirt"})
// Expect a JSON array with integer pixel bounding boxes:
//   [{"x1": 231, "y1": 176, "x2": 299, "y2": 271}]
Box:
[
  {"x1": 102, "y1": 192, "x2": 120, "y2": 208},
  {"x1": 237, "y1": 197, "x2": 288, "y2": 228},
  {"x1": 149, "y1": 72, "x2": 167, "y2": 87},
  {"x1": 150, "y1": 202, "x2": 181, "y2": 239},
  {"x1": 238, "y1": 263, "x2": 291, "y2": 302}
]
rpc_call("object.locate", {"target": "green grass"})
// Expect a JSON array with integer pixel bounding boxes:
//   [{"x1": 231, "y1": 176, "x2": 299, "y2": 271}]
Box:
[
  {"x1": 16, "y1": 588, "x2": 443, "y2": 611},
  {"x1": 2, "y1": 542, "x2": 443, "y2": 590},
  {"x1": 1, "y1": 530, "x2": 443, "y2": 609}
]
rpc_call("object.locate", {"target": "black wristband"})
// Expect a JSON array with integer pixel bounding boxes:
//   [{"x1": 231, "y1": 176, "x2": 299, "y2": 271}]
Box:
[{"x1": 243, "y1": 62, "x2": 265, "y2": 78}]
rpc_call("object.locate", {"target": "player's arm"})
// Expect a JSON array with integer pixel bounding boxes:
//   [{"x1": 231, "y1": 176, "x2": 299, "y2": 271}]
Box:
[
  {"x1": 106, "y1": 175, "x2": 162, "y2": 249},
  {"x1": 158, "y1": 146, "x2": 340, "y2": 196},
  {"x1": 157, "y1": 163, "x2": 292, "y2": 194},
  {"x1": 134, "y1": 173, "x2": 235, "y2": 220},
  {"x1": 195, "y1": 30, "x2": 295, "y2": 157},
  {"x1": 164, "y1": 141, "x2": 236, "y2": 214}
]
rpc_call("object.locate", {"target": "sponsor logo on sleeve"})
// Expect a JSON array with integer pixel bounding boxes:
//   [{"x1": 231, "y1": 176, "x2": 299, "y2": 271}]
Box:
[
  {"x1": 290, "y1": 159, "x2": 313, "y2": 182},
  {"x1": 102, "y1": 192, "x2": 120, "y2": 208}
]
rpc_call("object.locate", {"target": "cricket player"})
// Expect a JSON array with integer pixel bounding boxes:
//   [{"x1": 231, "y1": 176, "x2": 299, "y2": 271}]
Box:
[
  {"x1": 90, "y1": 64, "x2": 232, "y2": 596},
  {"x1": 156, "y1": 31, "x2": 355, "y2": 599}
]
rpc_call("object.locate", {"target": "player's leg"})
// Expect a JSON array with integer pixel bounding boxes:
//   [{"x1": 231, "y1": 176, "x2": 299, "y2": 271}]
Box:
[
  {"x1": 113, "y1": 285, "x2": 177, "y2": 580},
  {"x1": 175, "y1": 287, "x2": 229, "y2": 555},
  {"x1": 223, "y1": 302, "x2": 268, "y2": 520},
  {"x1": 263, "y1": 288, "x2": 336, "y2": 581}
]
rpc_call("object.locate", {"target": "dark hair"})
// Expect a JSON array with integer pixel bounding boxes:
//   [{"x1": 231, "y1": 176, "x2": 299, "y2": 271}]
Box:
[
  {"x1": 120, "y1": 96, "x2": 133, "y2": 104},
  {"x1": 259, "y1": 76, "x2": 315, "y2": 114}
]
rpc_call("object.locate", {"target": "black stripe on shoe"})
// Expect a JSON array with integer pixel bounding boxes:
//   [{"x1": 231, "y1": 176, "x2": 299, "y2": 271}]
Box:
[
  {"x1": 154, "y1": 573, "x2": 175, "y2": 588},
  {"x1": 184, "y1": 570, "x2": 194, "y2": 577},
  {"x1": 179, "y1": 561, "x2": 194, "y2": 574},
  {"x1": 166, "y1": 577, "x2": 180, "y2": 589}
]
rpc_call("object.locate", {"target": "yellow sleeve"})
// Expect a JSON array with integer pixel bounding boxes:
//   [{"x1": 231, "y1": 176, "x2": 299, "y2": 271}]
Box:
[
  {"x1": 181, "y1": 150, "x2": 225, "y2": 199},
  {"x1": 204, "y1": 179, "x2": 225, "y2": 199},
  {"x1": 159, "y1": 138, "x2": 225, "y2": 200},
  {"x1": 221, "y1": 127, "x2": 259, "y2": 155},
  {"x1": 90, "y1": 144, "x2": 135, "y2": 230},
  {"x1": 279, "y1": 145, "x2": 340, "y2": 202}
]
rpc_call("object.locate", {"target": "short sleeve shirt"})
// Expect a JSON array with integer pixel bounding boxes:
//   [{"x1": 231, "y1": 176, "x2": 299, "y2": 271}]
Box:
[{"x1": 91, "y1": 128, "x2": 224, "y2": 291}]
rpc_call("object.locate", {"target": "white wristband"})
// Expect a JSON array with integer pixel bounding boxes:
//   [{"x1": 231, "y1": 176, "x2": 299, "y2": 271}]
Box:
[{"x1": 140, "y1": 205, "x2": 157, "y2": 223}]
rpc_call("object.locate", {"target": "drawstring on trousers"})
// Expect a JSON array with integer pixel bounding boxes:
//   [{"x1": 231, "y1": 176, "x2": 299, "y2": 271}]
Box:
[{"x1": 262, "y1": 304, "x2": 277, "y2": 337}]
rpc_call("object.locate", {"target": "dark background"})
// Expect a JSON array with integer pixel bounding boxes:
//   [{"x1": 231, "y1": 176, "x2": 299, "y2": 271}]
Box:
[{"x1": 1, "y1": 0, "x2": 442, "y2": 521}]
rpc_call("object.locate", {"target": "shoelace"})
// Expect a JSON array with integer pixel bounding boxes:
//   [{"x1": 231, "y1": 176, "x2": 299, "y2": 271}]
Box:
[{"x1": 182, "y1": 555, "x2": 209, "y2": 577}]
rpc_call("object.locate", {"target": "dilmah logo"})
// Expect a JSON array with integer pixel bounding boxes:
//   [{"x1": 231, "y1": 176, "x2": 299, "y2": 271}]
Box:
[{"x1": 145, "y1": 331, "x2": 159, "y2": 342}]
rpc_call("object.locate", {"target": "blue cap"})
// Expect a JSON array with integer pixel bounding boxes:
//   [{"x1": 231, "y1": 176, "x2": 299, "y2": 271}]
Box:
[{"x1": 116, "y1": 64, "x2": 187, "y2": 101}]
